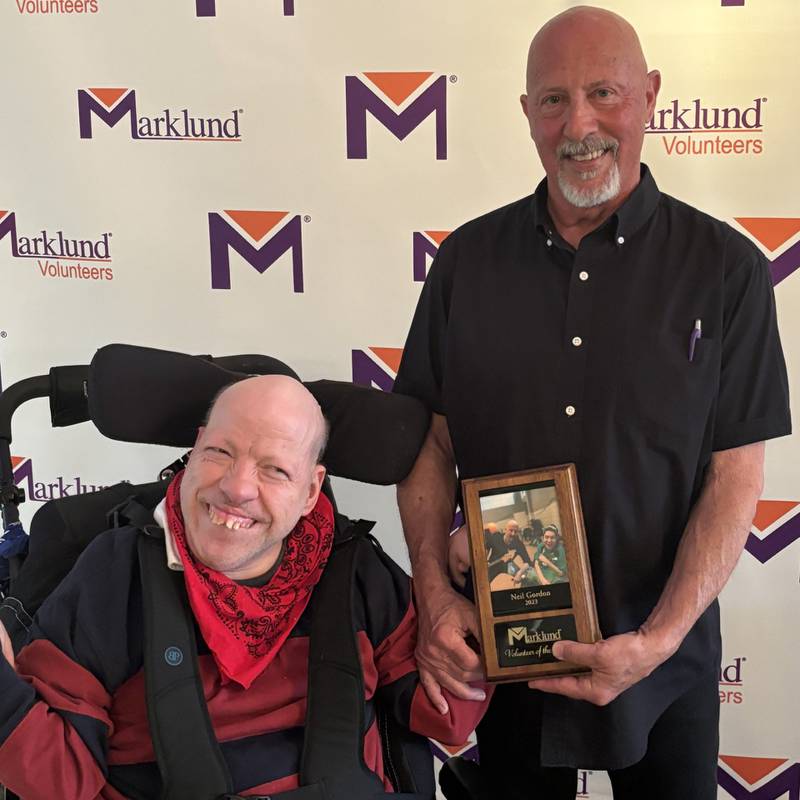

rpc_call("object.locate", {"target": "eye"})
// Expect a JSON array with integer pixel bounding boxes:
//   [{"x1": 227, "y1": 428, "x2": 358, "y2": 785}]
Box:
[
  {"x1": 542, "y1": 94, "x2": 561, "y2": 106},
  {"x1": 206, "y1": 446, "x2": 231, "y2": 457},
  {"x1": 594, "y1": 88, "x2": 614, "y2": 100},
  {"x1": 262, "y1": 464, "x2": 290, "y2": 480}
]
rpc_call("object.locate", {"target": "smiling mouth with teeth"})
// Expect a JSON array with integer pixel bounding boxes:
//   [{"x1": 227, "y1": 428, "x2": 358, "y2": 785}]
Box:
[
  {"x1": 207, "y1": 503, "x2": 256, "y2": 531},
  {"x1": 570, "y1": 149, "x2": 607, "y2": 162}
]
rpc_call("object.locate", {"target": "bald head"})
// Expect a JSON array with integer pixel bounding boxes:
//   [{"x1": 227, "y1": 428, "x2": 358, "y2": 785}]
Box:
[
  {"x1": 526, "y1": 7, "x2": 648, "y2": 93},
  {"x1": 209, "y1": 375, "x2": 328, "y2": 466}
]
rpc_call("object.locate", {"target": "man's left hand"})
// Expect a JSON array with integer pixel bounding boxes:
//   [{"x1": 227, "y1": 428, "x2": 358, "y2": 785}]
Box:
[{"x1": 529, "y1": 630, "x2": 672, "y2": 706}]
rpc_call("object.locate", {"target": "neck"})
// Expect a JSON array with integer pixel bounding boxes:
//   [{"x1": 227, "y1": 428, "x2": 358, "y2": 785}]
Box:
[{"x1": 546, "y1": 171, "x2": 640, "y2": 249}]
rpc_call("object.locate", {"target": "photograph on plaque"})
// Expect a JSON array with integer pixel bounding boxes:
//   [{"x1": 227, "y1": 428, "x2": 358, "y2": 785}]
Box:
[
  {"x1": 478, "y1": 480, "x2": 572, "y2": 617},
  {"x1": 462, "y1": 464, "x2": 600, "y2": 682}
]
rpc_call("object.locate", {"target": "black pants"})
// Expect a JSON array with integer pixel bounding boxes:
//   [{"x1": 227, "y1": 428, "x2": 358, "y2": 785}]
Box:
[{"x1": 475, "y1": 672, "x2": 719, "y2": 799}]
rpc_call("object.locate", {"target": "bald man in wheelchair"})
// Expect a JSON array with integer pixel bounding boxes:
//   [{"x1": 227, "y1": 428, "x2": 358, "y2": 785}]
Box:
[{"x1": 0, "y1": 375, "x2": 490, "y2": 800}]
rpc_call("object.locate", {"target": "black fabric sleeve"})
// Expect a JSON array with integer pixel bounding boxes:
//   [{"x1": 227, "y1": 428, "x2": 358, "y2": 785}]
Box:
[
  {"x1": 712, "y1": 230, "x2": 792, "y2": 451},
  {"x1": 393, "y1": 233, "x2": 457, "y2": 414}
]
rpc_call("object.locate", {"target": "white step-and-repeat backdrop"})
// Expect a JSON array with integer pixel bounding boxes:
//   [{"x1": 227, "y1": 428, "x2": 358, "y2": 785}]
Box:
[{"x1": 1, "y1": 1, "x2": 798, "y2": 797}]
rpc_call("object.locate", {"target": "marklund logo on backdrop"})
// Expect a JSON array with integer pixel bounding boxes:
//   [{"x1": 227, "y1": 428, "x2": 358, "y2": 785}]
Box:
[
  {"x1": 11, "y1": 457, "x2": 107, "y2": 503},
  {"x1": 0, "y1": 210, "x2": 113, "y2": 281},
  {"x1": 208, "y1": 211, "x2": 304, "y2": 291},
  {"x1": 345, "y1": 72, "x2": 448, "y2": 160},
  {"x1": 196, "y1": 0, "x2": 294, "y2": 15},
  {"x1": 734, "y1": 217, "x2": 800, "y2": 286},
  {"x1": 77, "y1": 88, "x2": 242, "y2": 142},
  {"x1": 351, "y1": 348, "x2": 403, "y2": 392},
  {"x1": 717, "y1": 755, "x2": 800, "y2": 799},
  {"x1": 413, "y1": 230, "x2": 450, "y2": 282},
  {"x1": 719, "y1": 656, "x2": 746, "y2": 705},
  {"x1": 744, "y1": 499, "x2": 800, "y2": 563},
  {"x1": 647, "y1": 97, "x2": 765, "y2": 156}
]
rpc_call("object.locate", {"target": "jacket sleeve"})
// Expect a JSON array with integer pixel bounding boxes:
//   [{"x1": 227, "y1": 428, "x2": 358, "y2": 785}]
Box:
[
  {"x1": 360, "y1": 540, "x2": 492, "y2": 746},
  {"x1": 0, "y1": 529, "x2": 142, "y2": 799}
]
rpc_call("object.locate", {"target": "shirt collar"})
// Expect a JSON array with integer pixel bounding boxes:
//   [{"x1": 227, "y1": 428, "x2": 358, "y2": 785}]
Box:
[
  {"x1": 153, "y1": 497, "x2": 184, "y2": 572},
  {"x1": 532, "y1": 162, "x2": 660, "y2": 243}
]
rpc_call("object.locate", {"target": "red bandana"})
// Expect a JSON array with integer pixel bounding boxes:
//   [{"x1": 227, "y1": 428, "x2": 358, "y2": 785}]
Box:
[{"x1": 164, "y1": 471, "x2": 334, "y2": 689}]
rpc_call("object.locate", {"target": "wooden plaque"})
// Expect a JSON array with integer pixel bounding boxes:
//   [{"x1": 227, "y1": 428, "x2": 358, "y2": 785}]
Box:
[{"x1": 462, "y1": 464, "x2": 600, "y2": 682}]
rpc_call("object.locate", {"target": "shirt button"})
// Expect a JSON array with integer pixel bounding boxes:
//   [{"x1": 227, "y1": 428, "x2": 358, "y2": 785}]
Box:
[
  {"x1": 579, "y1": 270, "x2": 589, "y2": 281},
  {"x1": 572, "y1": 336, "x2": 582, "y2": 347},
  {"x1": 617, "y1": 236, "x2": 625, "y2": 245},
  {"x1": 565, "y1": 405, "x2": 576, "y2": 416},
  {"x1": 546, "y1": 238, "x2": 552, "y2": 247}
]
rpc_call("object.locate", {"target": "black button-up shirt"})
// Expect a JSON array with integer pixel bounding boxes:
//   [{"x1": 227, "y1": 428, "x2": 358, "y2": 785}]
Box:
[{"x1": 394, "y1": 165, "x2": 791, "y2": 768}]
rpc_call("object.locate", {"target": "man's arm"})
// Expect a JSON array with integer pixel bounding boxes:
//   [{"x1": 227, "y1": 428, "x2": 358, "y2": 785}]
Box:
[
  {"x1": 535, "y1": 441, "x2": 764, "y2": 705},
  {"x1": 396, "y1": 412, "x2": 484, "y2": 714}
]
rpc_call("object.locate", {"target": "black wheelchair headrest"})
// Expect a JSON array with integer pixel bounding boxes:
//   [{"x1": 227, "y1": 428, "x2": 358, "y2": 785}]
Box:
[{"x1": 88, "y1": 344, "x2": 428, "y2": 486}]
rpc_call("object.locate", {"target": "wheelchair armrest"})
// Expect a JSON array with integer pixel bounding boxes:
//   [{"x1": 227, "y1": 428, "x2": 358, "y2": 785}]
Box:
[{"x1": 438, "y1": 756, "x2": 494, "y2": 800}]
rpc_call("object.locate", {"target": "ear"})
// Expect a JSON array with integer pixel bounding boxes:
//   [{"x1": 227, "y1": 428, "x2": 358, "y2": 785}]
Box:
[
  {"x1": 520, "y1": 93, "x2": 530, "y2": 118},
  {"x1": 301, "y1": 464, "x2": 327, "y2": 516},
  {"x1": 644, "y1": 70, "x2": 661, "y2": 121}
]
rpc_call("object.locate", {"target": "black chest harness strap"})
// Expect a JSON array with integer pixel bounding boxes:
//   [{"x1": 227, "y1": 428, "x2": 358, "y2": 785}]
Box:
[{"x1": 136, "y1": 510, "x2": 429, "y2": 800}]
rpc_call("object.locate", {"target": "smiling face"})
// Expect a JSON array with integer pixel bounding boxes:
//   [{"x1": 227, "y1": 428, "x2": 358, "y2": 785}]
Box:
[
  {"x1": 503, "y1": 521, "x2": 520, "y2": 542},
  {"x1": 543, "y1": 530, "x2": 558, "y2": 550},
  {"x1": 179, "y1": 375, "x2": 326, "y2": 580},
  {"x1": 520, "y1": 7, "x2": 660, "y2": 213}
]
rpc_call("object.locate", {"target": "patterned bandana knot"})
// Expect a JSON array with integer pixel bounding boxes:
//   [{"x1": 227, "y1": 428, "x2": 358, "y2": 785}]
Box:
[{"x1": 164, "y1": 471, "x2": 334, "y2": 689}]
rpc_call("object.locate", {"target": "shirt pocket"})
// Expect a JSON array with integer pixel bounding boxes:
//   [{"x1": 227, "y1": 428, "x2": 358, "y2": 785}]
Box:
[{"x1": 616, "y1": 329, "x2": 720, "y2": 448}]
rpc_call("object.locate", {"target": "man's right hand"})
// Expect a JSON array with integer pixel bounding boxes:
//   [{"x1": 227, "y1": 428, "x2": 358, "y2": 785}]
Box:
[
  {"x1": 0, "y1": 620, "x2": 15, "y2": 670},
  {"x1": 415, "y1": 584, "x2": 485, "y2": 714}
]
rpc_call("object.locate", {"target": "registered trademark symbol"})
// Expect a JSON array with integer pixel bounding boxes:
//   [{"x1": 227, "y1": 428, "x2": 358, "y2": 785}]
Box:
[
  {"x1": 303, "y1": 215, "x2": 312, "y2": 223},
  {"x1": 449, "y1": 75, "x2": 458, "y2": 84},
  {"x1": 239, "y1": 108, "x2": 244, "y2": 114},
  {"x1": 0, "y1": 331, "x2": 6, "y2": 338}
]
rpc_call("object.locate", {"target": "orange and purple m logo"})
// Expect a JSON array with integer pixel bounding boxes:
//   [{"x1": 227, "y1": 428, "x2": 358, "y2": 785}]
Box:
[
  {"x1": 77, "y1": 88, "x2": 242, "y2": 141},
  {"x1": 351, "y1": 348, "x2": 403, "y2": 392},
  {"x1": 734, "y1": 217, "x2": 800, "y2": 286},
  {"x1": 718, "y1": 755, "x2": 799, "y2": 799},
  {"x1": 413, "y1": 230, "x2": 450, "y2": 282},
  {"x1": 208, "y1": 211, "x2": 303, "y2": 292},
  {"x1": 745, "y1": 500, "x2": 800, "y2": 563},
  {"x1": 345, "y1": 72, "x2": 448, "y2": 160}
]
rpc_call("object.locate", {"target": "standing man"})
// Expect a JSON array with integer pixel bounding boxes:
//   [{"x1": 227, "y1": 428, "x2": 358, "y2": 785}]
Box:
[{"x1": 394, "y1": 6, "x2": 790, "y2": 798}]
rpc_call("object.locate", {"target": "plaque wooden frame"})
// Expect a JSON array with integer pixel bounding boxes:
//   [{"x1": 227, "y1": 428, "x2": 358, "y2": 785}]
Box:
[{"x1": 462, "y1": 463, "x2": 600, "y2": 682}]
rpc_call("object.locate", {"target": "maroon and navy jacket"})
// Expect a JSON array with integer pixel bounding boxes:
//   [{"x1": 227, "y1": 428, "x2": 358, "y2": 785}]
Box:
[{"x1": 0, "y1": 525, "x2": 489, "y2": 799}]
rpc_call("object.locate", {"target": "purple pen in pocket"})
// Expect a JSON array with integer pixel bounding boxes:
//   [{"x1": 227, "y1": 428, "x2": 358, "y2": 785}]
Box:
[{"x1": 688, "y1": 318, "x2": 702, "y2": 362}]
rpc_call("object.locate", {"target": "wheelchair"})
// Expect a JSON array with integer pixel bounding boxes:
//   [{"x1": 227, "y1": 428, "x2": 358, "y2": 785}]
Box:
[{"x1": 0, "y1": 344, "x2": 491, "y2": 800}]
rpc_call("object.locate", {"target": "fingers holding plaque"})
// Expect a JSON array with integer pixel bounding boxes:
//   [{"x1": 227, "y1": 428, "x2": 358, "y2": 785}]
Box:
[{"x1": 463, "y1": 464, "x2": 600, "y2": 682}]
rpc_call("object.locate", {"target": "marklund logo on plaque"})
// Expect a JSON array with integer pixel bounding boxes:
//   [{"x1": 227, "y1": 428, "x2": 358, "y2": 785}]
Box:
[
  {"x1": 12, "y1": 456, "x2": 107, "y2": 503},
  {"x1": 413, "y1": 230, "x2": 450, "y2": 282},
  {"x1": 646, "y1": 97, "x2": 765, "y2": 156},
  {"x1": 208, "y1": 211, "x2": 304, "y2": 292},
  {"x1": 717, "y1": 756, "x2": 800, "y2": 799},
  {"x1": 351, "y1": 348, "x2": 403, "y2": 392},
  {"x1": 734, "y1": 217, "x2": 800, "y2": 286},
  {"x1": 0, "y1": 210, "x2": 113, "y2": 281},
  {"x1": 77, "y1": 88, "x2": 243, "y2": 142},
  {"x1": 195, "y1": 0, "x2": 294, "y2": 16},
  {"x1": 718, "y1": 656, "x2": 746, "y2": 705},
  {"x1": 345, "y1": 72, "x2": 448, "y2": 160},
  {"x1": 744, "y1": 499, "x2": 800, "y2": 563}
]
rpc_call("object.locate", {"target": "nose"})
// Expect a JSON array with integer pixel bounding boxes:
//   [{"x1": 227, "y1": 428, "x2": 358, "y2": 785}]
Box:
[
  {"x1": 218, "y1": 460, "x2": 259, "y2": 507},
  {"x1": 563, "y1": 94, "x2": 598, "y2": 144}
]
